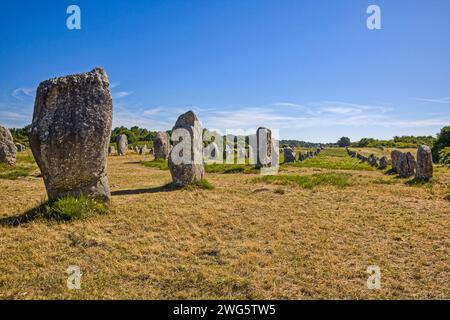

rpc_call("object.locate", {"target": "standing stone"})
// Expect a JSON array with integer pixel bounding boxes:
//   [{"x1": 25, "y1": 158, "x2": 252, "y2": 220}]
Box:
[
  {"x1": 139, "y1": 145, "x2": 148, "y2": 155},
  {"x1": 398, "y1": 152, "x2": 416, "y2": 178},
  {"x1": 379, "y1": 156, "x2": 388, "y2": 170},
  {"x1": 391, "y1": 150, "x2": 402, "y2": 173},
  {"x1": 168, "y1": 111, "x2": 205, "y2": 186},
  {"x1": 284, "y1": 147, "x2": 296, "y2": 163},
  {"x1": 15, "y1": 143, "x2": 25, "y2": 152},
  {"x1": 116, "y1": 134, "x2": 128, "y2": 156},
  {"x1": 153, "y1": 131, "x2": 170, "y2": 160},
  {"x1": 0, "y1": 125, "x2": 17, "y2": 165},
  {"x1": 256, "y1": 127, "x2": 272, "y2": 168},
  {"x1": 108, "y1": 145, "x2": 115, "y2": 155},
  {"x1": 368, "y1": 154, "x2": 378, "y2": 167},
  {"x1": 29, "y1": 68, "x2": 112, "y2": 201},
  {"x1": 134, "y1": 145, "x2": 139, "y2": 154},
  {"x1": 415, "y1": 145, "x2": 433, "y2": 181}
]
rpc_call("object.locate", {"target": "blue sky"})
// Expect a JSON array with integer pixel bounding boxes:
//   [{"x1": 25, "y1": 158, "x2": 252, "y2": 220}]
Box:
[{"x1": 0, "y1": 0, "x2": 449, "y2": 142}]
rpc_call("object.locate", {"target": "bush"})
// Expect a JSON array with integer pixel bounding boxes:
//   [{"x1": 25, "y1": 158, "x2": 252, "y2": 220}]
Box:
[
  {"x1": 438, "y1": 147, "x2": 450, "y2": 165},
  {"x1": 432, "y1": 126, "x2": 450, "y2": 162}
]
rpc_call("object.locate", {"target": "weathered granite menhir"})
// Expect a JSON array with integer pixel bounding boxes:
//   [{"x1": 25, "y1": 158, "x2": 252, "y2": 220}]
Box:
[{"x1": 29, "y1": 68, "x2": 113, "y2": 202}]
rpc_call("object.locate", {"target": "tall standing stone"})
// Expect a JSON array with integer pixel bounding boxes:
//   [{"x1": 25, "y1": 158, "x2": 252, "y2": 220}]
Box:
[
  {"x1": 368, "y1": 154, "x2": 378, "y2": 167},
  {"x1": 379, "y1": 156, "x2": 388, "y2": 170},
  {"x1": 153, "y1": 131, "x2": 170, "y2": 160},
  {"x1": 168, "y1": 111, "x2": 205, "y2": 186},
  {"x1": 0, "y1": 125, "x2": 17, "y2": 165},
  {"x1": 284, "y1": 147, "x2": 296, "y2": 163},
  {"x1": 256, "y1": 127, "x2": 272, "y2": 168},
  {"x1": 15, "y1": 143, "x2": 25, "y2": 152},
  {"x1": 415, "y1": 145, "x2": 433, "y2": 181},
  {"x1": 398, "y1": 152, "x2": 416, "y2": 178},
  {"x1": 391, "y1": 150, "x2": 402, "y2": 173},
  {"x1": 108, "y1": 145, "x2": 115, "y2": 155},
  {"x1": 139, "y1": 145, "x2": 148, "y2": 155},
  {"x1": 116, "y1": 134, "x2": 128, "y2": 156},
  {"x1": 29, "y1": 68, "x2": 112, "y2": 201}
]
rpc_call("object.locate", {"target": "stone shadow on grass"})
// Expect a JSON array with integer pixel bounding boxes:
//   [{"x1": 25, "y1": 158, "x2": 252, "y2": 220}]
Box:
[
  {"x1": 0, "y1": 204, "x2": 43, "y2": 227},
  {"x1": 111, "y1": 183, "x2": 181, "y2": 196}
]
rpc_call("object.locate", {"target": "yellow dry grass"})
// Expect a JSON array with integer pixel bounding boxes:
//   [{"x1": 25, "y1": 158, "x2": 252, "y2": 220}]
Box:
[{"x1": 0, "y1": 149, "x2": 449, "y2": 299}]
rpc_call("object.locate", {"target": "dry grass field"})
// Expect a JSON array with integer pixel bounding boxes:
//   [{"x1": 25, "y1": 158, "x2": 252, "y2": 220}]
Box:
[{"x1": 0, "y1": 148, "x2": 449, "y2": 299}]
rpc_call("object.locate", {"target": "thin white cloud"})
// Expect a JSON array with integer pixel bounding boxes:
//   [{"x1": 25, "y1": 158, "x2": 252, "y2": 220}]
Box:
[
  {"x1": 110, "y1": 82, "x2": 120, "y2": 89},
  {"x1": 0, "y1": 111, "x2": 30, "y2": 121},
  {"x1": 143, "y1": 106, "x2": 164, "y2": 116},
  {"x1": 12, "y1": 87, "x2": 35, "y2": 100},
  {"x1": 413, "y1": 97, "x2": 450, "y2": 104},
  {"x1": 115, "y1": 91, "x2": 133, "y2": 99}
]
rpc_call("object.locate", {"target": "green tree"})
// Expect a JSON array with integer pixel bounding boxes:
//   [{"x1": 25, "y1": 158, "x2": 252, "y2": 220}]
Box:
[
  {"x1": 337, "y1": 137, "x2": 351, "y2": 147},
  {"x1": 432, "y1": 126, "x2": 450, "y2": 162}
]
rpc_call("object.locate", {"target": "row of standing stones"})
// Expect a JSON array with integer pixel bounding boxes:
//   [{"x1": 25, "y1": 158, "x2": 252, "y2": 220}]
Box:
[
  {"x1": 0, "y1": 68, "x2": 277, "y2": 203},
  {"x1": 346, "y1": 146, "x2": 433, "y2": 181},
  {"x1": 283, "y1": 146, "x2": 323, "y2": 163}
]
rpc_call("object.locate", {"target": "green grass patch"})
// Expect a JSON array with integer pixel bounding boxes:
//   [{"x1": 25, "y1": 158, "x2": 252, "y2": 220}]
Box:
[
  {"x1": 141, "y1": 159, "x2": 260, "y2": 174},
  {"x1": 141, "y1": 159, "x2": 169, "y2": 170},
  {"x1": 205, "y1": 163, "x2": 258, "y2": 174},
  {"x1": 0, "y1": 151, "x2": 37, "y2": 180},
  {"x1": 254, "y1": 173, "x2": 352, "y2": 189},
  {"x1": 39, "y1": 195, "x2": 109, "y2": 221},
  {"x1": 285, "y1": 148, "x2": 374, "y2": 171},
  {"x1": 184, "y1": 179, "x2": 215, "y2": 190},
  {"x1": 0, "y1": 163, "x2": 35, "y2": 180}
]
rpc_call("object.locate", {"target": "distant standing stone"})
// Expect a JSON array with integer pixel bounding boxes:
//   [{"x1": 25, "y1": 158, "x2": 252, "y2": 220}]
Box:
[
  {"x1": 256, "y1": 127, "x2": 272, "y2": 168},
  {"x1": 398, "y1": 152, "x2": 416, "y2": 178},
  {"x1": 284, "y1": 147, "x2": 296, "y2": 163},
  {"x1": 368, "y1": 154, "x2": 378, "y2": 167},
  {"x1": 168, "y1": 111, "x2": 205, "y2": 186},
  {"x1": 108, "y1": 145, "x2": 115, "y2": 155},
  {"x1": 116, "y1": 134, "x2": 128, "y2": 156},
  {"x1": 153, "y1": 131, "x2": 170, "y2": 160},
  {"x1": 379, "y1": 156, "x2": 388, "y2": 170},
  {"x1": 415, "y1": 145, "x2": 433, "y2": 181},
  {"x1": 29, "y1": 68, "x2": 112, "y2": 201},
  {"x1": 139, "y1": 145, "x2": 148, "y2": 155},
  {"x1": 15, "y1": 143, "x2": 25, "y2": 152},
  {"x1": 0, "y1": 125, "x2": 17, "y2": 165},
  {"x1": 391, "y1": 150, "x2": 402, "y2": 173}
]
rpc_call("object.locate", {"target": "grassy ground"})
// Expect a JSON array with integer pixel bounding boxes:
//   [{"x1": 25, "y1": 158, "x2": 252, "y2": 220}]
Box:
[
  {"x1": 0, "y1": 148, "x2": 449, "y2": 299},
  {"x1": 0, "y1": 151, "x2": 38, "y2": 180}
]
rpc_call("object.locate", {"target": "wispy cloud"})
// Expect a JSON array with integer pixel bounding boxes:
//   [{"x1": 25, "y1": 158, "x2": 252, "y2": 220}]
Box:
[
  {"x1": 11, "y1": 87, "x2": 35, "y2": 100},
  {"x1": 110, "y1": 82, "x2": 120, "y2": 89},
  {"x1": 0, "y1": 110, "x2": 30, "y2": 121},
  {"x1": 413, "y1": 97, "x2": 450, "y2": 104},
  {"x1": 143, "y1": 106, "x2": 164, "y2": 116},
  {"x1": 115, "y1": 91, "x2": 133, "y2": 99}
]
